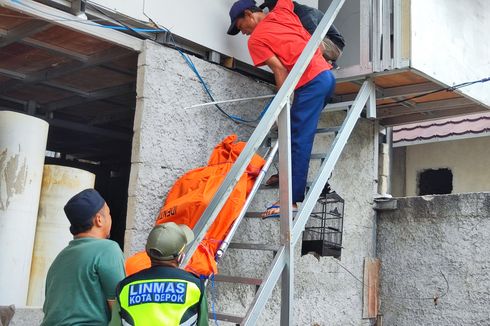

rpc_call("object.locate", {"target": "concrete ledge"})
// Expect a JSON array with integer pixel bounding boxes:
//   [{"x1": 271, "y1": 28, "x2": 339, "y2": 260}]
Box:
[{"x1": 10, "y1": 307, "x2": 43, "y2": 326}]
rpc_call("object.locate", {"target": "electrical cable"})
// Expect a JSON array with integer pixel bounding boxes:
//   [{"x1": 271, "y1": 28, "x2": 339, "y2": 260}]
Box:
[
  {"x1": 377, "y1": 76, "x2": 490, "y2": 108},
  {"x1": 85, "y1": 0, "x2": 272, "y2": 125}
]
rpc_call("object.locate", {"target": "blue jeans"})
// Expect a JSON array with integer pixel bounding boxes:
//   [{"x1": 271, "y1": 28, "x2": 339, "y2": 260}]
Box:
[{"x1": 291, "y1": 70, "x2": 335, "y2": 202}]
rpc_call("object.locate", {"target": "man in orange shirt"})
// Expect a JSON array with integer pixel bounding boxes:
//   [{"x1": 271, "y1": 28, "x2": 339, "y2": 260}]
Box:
[{"x1": 227, "y1": 0, "x2": 335, "y2": 217}]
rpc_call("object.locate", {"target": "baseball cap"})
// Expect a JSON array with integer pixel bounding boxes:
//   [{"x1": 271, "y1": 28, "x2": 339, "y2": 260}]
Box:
[
  {"x1": 227, "y1": 0, "x2": 257, "y2": 35},
  {"x1": 146, "y1": 222, "x2": 195, "y2": 261},
  {"x1": 64, "y1": 189, "x2": 105, "y2": 234}
]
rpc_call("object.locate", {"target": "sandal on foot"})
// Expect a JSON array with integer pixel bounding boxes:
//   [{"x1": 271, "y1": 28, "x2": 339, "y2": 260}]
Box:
[
  {"x1": 261, "y1": 204, "x2": 298, "y2": 219},
  {"x1": 262, "y1": 205, "x2": 280, "y2": 219}
]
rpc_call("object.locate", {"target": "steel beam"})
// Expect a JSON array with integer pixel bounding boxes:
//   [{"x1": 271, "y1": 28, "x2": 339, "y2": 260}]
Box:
[
  {"x1": 393, "y1": 0, "x2": 403, "y2": 68},
  {"x1": 334, "y1": 81, "x2": 440, "y2": 103},
  {"x1": 0, "y1": 20, "x2": 51, "y2": 47},
  {"x1": 19, "y1": 37, "x2": 89, "y2": 61},
  {"x1": 43, "y1": 117, "x2": 131, "y2": 140},
  {"x1": 377, "y1": 97, "x2": 475, "y2": 118},
  {"x1": 0, "y1": 0, "x2": 144, "y2": 52},
  {"x1": 88, "y1": 110, "x2": 134, "y2": 126},
  {"x1": 359, "y1": 0, "x2": 371, "y2": 70},
  {"x1": 0, "y1": 47, "x2": 133, "y2": 94},
  {"x1": 380, "y1": 105, "x2": 485, "y2": 126},
  {"x1": 44, "y1": 83, "x2": 135, "y2": 112},
  {"x1": 0, "y1": 68, "x2": 26, "y2": 80},
  {"x1": 0, "y1": 107, "x2": 131, "y2": 140},
  {"x1": 381, "y1": 0, "x2": 392, "y2": 70},
  {"x1": 42, "y1": 81, "x2": 91, "y2": 97},
  {"x1": 278, "y1": 98, "x2": 293, "y2": 326}
]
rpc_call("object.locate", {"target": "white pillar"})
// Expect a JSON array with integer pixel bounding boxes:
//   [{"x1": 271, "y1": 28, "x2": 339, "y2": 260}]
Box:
[
  {"x1": 0, "y1": 111, "x2": 48, "y2": 306},
  {"x1": 27, "y1": 165, "x2": 95, "y2": 306}
]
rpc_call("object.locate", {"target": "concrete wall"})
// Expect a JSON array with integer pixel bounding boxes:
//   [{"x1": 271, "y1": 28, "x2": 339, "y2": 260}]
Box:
[
  {"x1": 128, "y1": 40, "x2": 378, "y2": 325},
  {"x1": 393, "y1": 136, "x2": 490, "y2": 196},
  {"x1": 391, "y1": 146, "x2": 406, "y2": 197},
  {"x1": 377, "y1": 193, "x2": 490, "y2": 326},
  {"x1": 215, "y1": 113, "x2": 377, "y2": 325},
  {"x1": 125, "y1": 40, "x2": 274, "y2": 254},
  {"x1": 411, "y1": 0, "x2": 490, "y2": 107}
]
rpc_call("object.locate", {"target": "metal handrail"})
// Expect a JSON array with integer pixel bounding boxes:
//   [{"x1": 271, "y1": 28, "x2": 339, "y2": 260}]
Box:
[
  {"x1": 215, "y1": 141, "x2": 279, "y2": 261},
  {"x1": 181, "y1": 0, "x2": 345, "y2": 270}
]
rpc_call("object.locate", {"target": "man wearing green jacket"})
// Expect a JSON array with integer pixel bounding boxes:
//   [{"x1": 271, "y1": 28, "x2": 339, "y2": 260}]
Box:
[{"x1": 110, "y1": 222, "x2": 208, "y2": 326}]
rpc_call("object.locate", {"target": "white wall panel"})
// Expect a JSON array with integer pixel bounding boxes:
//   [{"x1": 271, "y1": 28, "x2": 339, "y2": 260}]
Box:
[
  {"x1": 89, "y1": 0, "x2": 317, "y2": 64},
  {"x1": 411, "y1": 0, "x2": 490, "y2": 107}
]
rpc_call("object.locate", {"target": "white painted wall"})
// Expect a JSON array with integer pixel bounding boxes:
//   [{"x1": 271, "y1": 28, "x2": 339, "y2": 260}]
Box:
[
  {"x1": 410, "y1": 0, "x2": 490, "y2": 107},
  {"x1": 89, "y1": 0, "x2": 318, "y2": 64},
  {"x1": 401, "y1": 136, "x2": 490, "y2": 196}
]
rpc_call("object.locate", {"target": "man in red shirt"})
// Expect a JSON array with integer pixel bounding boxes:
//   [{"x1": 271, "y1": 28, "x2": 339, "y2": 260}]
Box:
[{"x1": 227, "y1": 0, "x2": 336, "y2": 217}]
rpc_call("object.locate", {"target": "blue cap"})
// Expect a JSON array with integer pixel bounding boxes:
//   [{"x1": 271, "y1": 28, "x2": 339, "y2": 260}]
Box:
[
  {"x1": 227, "y1": 0, "x2": 257, "y2": 35},
  {"x1": 64, "y1": 189, "x2": 105, "y2": 233}
]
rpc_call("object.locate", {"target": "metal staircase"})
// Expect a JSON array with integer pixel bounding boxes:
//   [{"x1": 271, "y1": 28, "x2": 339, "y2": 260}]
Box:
[{"x1": 180, "y1": 0, "x2": 376, "y2": 324}]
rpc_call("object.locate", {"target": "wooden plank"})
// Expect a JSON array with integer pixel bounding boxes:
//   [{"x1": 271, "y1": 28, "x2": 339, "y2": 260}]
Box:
[
  {"x1": 362, "y1": 257, "x2": 381, "y2": 319},
  {"x1": 30, "y1": 25, "x2": 115, "y2": 56},
  {"x1": 374, "y1": 71, "x2": 427, "y2": 88},
  {"x1": 410, "y1": 90, "x2": 461, "y2": 103},
  {"x1": 335, "y1": 81, "x2": 361, "y2": 95},
  {"x1": 0, "y1": 7, "x2": 31, "y2": 30},
  {"x1": 0, "y1": 43, "x2": 71, "y2": 74}
]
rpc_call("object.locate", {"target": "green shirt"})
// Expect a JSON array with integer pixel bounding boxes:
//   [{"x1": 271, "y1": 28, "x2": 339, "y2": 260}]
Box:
[{"x1": 41, "y1": 237, "x2": 125, "y2": 326}]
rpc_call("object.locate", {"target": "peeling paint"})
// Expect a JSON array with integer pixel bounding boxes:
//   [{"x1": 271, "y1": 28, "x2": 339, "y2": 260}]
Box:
[{"x1": 0, "y1": 149, "x2": 28, "y2": 210}]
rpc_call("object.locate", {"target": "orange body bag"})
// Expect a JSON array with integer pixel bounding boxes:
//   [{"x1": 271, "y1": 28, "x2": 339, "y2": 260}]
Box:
[{"x1": 125, "y1": 135, "x2": 265, "y2": 277}]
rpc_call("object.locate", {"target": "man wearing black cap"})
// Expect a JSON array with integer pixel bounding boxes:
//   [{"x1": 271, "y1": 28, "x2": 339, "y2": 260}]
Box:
[
  {"x1": 109, "y1": 222, "x2": 208, "y2": 326},
  {"x1": 41, "y1": 189, "x2": 125, "y2": 326},
  {"x1": 227, "y1": 0, "x2": 336, "y2": 218}
]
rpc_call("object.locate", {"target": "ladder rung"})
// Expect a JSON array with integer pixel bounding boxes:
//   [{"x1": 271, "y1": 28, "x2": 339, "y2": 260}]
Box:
[
  {"x1": 213, "y1": 274, "x2": 263, "y2": 286},
  {"x1": 211, "y1": 312, "x2": 243, "y2": 324},
  {"x1": 268, "y1": 127, "x2": 340, "y2": 142},
  {"x1": 323, "y1": 100, "x2": 354, "y2": 111},
  {"x1": 310, "y1": 153, "x2": 326, "y2": 160},
  {"x1": 316, "y1": 126, "x2": 341, "y2": 134},
  {"x1": 259, "y1": 181, "x2": 313, "y2": 190},
  {"x1": 228, "y1": 242, "x2": 279, "y2": 252},
  {"x1": 245, "y1": 212, "x2": 264, "y2": 218}
]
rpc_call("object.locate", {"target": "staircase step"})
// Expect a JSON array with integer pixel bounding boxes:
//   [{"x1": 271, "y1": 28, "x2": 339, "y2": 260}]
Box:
[
  {"x1": 213, "y1": 274, "x2": 263, "y2": 286},
  {"x1": 259, "y1": 181, "x2": 313, "y2": 190},
  {"x1": 269, "y1": 127, "x2": 340, "y2": 142},
  {"x1": 228, "y1": 242, "x2": 279, "y2": 252},
  {"x1": 211, "y1": 312, "x2": 243, "y2": 324},
  {"x1": 315, "y1": 126, "x2": 341, "y2": 134},
  {"x1": 323, "y1": 100, "x2": 353, "y2": 111},
  {"x1": 244, "y1": 211, "x2": 263, "y2": 218}
]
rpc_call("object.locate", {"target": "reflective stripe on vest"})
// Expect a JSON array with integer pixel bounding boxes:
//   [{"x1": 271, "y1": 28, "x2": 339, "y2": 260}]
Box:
[{"x1": 118, "y1": 278, "x2": 202, "y2": 326}]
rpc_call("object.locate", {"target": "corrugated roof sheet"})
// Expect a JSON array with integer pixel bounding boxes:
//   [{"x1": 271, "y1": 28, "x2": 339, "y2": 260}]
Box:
[{"x1": 393, "y1": 111, "x2": 490, "y2": 144}]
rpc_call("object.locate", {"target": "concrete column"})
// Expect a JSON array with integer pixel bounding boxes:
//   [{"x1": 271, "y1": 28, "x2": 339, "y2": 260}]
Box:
[
  {"x1": 27, "y1": 165, "x2": 95, "y2": 306},
  {"x1": 0, "y1": 111, "x2": 48, "y2": 306}
]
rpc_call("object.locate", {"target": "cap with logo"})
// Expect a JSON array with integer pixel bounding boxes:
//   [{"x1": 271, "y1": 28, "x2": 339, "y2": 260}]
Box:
[{"x1": 146, "y1": 222, "x2": 195, "y2": 261}]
